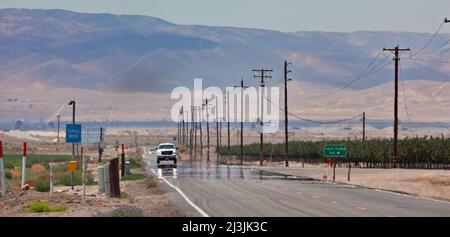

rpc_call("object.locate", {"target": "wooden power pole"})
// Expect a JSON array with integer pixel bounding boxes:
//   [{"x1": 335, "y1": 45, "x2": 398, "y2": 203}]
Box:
[
  {"x1": 226, "y1": 90, "x2": 231, "y2": 164},
  {"x1": 215, "y1": 97, "x2": 220, "y2": 162},
  {"x1": 283, "y1": 61, "x2": 292, "y2": 167},
  {"x1": 383, "y1": 46, "x2": 410, "y2": 168},
  {"x1": 235, "y1": 79, "x2": 249, "y2": 165},
  {"x1": 199, "y1": 105, "x2": 203, "y2": 159},
  {"x1": 253, "y1": 68, "x2": 273, "y2": 166},
  {"x1": 205, "y1": 99, "x2": 211, "y2": 162},
  {"x1": 362, "y1": 112, "x2": 366, "y2": 141}
]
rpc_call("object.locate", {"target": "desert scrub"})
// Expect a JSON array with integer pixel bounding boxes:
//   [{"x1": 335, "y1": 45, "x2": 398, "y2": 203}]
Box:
[
  {"x1": 4, "y1": 169, "x2": 12, "y2": 179},
  {"x1": 35, "y1": 178, "x2": 50, "y2": 192},
  {"x1": 97, "y1": 205, "x2": 143, "y2": 217},
  {"x1": 27, "y1": 201, "x2": 68, "y2": 213},
  {"x1": 121, "y1": 173, "x2": 145, "y2": 181},
  {"x1": 56, "y1": 170, "x2": 95, "y2": 186},
  {"x1": 128, "y1": 158, "x2": 142, "y2": 168}
]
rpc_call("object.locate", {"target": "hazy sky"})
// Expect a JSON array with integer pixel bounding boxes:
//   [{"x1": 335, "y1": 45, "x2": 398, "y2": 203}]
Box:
[{"x1": 1, "y1": 0, "x2": 450, "y2": 33}]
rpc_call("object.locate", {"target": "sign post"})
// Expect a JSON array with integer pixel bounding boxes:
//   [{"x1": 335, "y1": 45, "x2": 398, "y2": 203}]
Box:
[
  {"x1": 66, "y1": 124, "x2": 81, "y2": 190},
  {"x1": 323, "y1": 145, "x2": 348, "y2": 182},
  {"x1": 68, "y1": 161, "x2": 77, "y2": 190}
]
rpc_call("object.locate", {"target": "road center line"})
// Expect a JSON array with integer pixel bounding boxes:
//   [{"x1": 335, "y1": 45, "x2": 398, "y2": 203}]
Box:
[{"x1": 151, "y1": 168, "x2": 209, "y2": 217}]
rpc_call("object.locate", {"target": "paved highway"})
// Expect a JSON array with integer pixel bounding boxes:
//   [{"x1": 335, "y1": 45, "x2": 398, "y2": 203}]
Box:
[{"x1": 144, "y1": 147, "x2": 450, "y2": 217}]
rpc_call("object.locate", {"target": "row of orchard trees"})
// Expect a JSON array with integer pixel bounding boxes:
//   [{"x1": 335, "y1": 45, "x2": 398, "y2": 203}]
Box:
[{"x1": 219, "y1": 136, "x2": 450, "y2": 169}]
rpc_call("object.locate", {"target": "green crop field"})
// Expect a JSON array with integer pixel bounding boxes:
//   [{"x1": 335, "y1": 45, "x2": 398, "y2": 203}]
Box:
[{"x1": 219, "y1": 136, "x2": 450, "y2": 169}]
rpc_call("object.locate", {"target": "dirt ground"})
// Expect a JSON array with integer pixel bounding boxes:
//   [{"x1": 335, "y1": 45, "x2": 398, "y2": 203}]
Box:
[
  {"x1": 253, "y1": 161, "x2": 450, "y2": 202},
  {"x1": 0, "y1": 149, "x2": 183, "y2": 217}
]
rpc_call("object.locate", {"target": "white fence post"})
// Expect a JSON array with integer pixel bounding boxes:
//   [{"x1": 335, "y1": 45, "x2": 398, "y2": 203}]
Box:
[
  {"x1": 50, "y1": 160, "x2": 54, "y2": 198},
  {"x1": 21, "y1": 141, "x2": 27, "y2": 189}
]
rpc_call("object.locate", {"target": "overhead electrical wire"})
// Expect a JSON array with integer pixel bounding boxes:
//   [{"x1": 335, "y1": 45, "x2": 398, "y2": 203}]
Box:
[
  {"x1": 411, "y1": 21, "x2": 445, "y2": 58},
  {"x1": 264, "y1": 94, "x2": 363, "y2": 124},
  {"x1": 399, "y1": 62, "x2": 411, "y2": 123},
  {"x1": 420, "y1": 39, "x2": 450, "y2": 57}
]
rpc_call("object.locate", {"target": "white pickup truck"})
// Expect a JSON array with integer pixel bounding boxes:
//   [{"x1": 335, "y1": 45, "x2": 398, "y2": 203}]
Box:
[{"x1": 156, "y1": 143, "x2": 178, "y2": 164}]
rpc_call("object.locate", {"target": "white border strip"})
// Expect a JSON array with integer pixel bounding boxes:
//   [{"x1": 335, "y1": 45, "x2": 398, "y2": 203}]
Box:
[{"x1": 151, "y1": 168, "x2": 209, "y2": 217}]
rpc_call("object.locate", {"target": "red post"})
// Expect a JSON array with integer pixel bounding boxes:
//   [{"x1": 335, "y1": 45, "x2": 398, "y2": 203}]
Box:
[
  {"x1": 21, "y1": 141, "x2": 27, "y2": 188},
  {"x1": 0, "y1": 140, "x2": 3, "y2": 158},
  {"x1": 23, "y1": 141, "x2": 27, "y2": 157}
]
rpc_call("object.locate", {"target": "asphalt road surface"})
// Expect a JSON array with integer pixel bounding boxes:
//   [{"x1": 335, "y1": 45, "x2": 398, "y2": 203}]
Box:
[{"x1": 144, "y1": 147, "x2": 450, "y2": 217}]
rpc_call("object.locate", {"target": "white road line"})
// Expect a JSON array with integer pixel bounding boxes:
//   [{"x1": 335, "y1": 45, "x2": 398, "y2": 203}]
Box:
[
  {"x1": 151, "y1": 168, "x2": 209, "y2": 217},
  {"x1": 373, "y1": 188, "x2": 450, "y2": 205}
]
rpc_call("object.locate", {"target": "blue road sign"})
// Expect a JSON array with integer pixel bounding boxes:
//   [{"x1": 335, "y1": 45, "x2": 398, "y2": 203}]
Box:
[{"x1": 66, "y1": 124, "x2": 82, "y2": 143}]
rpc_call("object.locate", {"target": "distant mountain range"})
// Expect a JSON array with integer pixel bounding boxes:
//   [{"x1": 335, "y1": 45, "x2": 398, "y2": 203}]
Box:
[
  {"x1": 1, "y1": 8, "x2": 450, "y2": 124},
  {"x1": 1, "y1": 8, "x2": 450, "y2": 93}
]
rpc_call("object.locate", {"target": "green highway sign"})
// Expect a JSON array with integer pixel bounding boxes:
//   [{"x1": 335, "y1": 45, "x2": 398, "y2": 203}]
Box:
[{"x1": 323, "y1": 145, "x2": 347, "y2": 158}]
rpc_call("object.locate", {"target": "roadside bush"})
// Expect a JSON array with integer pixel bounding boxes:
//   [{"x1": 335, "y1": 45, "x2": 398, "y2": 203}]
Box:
[
  {"x1": 27, "y1": 201, "x2": 67, "y2": 213},
  {"x1": 56, "y1": 171, "x2": 95, "y2": 186},
  {"x1": 97, "y1": 205, "x2": 143, "y2": 217},
  {"x1": 4, "y1": 170, "x2": 12, "y2": 179},
  {"x1": 4, "y1": 163, "x2": 14, "y2": 170},
  {"x1": 121, "y1": 173, "x2": 145, "y2": 181},
  {"x1": 128, "y1": 158, "x2": 142, "y2": 168},
  {"x1": 35, "y1": 178, "x2": 50, "y2": 192}
]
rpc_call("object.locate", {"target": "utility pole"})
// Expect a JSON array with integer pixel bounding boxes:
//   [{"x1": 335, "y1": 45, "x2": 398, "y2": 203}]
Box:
[
  {"x1": 56, "y1": 114, "x2": 60, "y2": 144},
  {"x1": 235, "y1": 78, "x2": 249, "y2": 165},
  {"x1": 362, "y1": 112, "x2": 366, "y2": 141},
  {"x1": 199, "y1": 105, "x2": 203, "y2": 159},
  {"x1": 215, "y1": 97, "x2": 220, "y2": 162},
  {"x1": 253, "y1": 68, "x2": 273, "y2": 166},
  {"x1": 177, "y1": 111, "x2": 181, "y2": 144},
  {"x1": 194, "y1": 106, "x2": 198, "y2": 158},
  {"x1": 283, "y1": 61, "x2": 292, "y2": 167},
  {"x1": 205, "y1": 99, "x2": 211, "y2": 162},
  {"x1": 226, "y1": 90, "x2": 231, "y2": 164},
  {"x1": 190, "y1": 106, "x2": 194, "y2": 159},
  {"x1": 383, "y1": 46, "x2": 410, "y2": 168},
  {"x1": 181, "y1": 106, "x2": 185, "y2": 146},
  {"x1": 68, "y1": 100, "x2": 76, "y2": 162}
]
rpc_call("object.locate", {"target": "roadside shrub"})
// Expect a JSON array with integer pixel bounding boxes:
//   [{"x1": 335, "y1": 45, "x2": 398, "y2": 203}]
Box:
[
  {"x1": 4, "y1": 163, "x2": 14, "y2": 170},
  {"x1": 4, "y1": 170, "x2": 12, "y2": 179},
  {"x1": 128, "y1": 158, "x2": 142, "y2": 168},
  {"x1": 30, "y1": 164, "x2": 46, "y2": 174},
  {"x1": 121, "y1": 173, "x2": 145, "y2": 181},
  {"x1": 35, "y1": 178, "x2": 50, "y2": 192},
  {"x1": 27, "y1": 201, "x2": 67, "y2": 213},
  {"x1": 97, "y1": 205, "x2": 143, "y2": 217},
  {"x1": 56, "y1": 171, "x2": 95, "y2": 186}
]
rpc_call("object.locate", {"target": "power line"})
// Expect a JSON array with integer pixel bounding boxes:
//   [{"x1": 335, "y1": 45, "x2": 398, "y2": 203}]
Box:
[
  {"x1": 298, "y1": 51, "x2": 392, "y2": 101},
  {"x1": 405, "y1": 57, "x2": 450, "y2": 64},
  {"x1": 411, "y1": 21, "x2": 445, "y2": 58},
  {"x1": 338, "y1": 55, "x2": 391, "y2": 91},
  {"x1": 420, "y1": 39, "x2": 450, "y2": 57},
  {"x1": 399, "y1": 62, "x2": 411, "y2": 123},
  {"x1": 264, "y1": 94, "x2": 363, "y2": 124}
]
